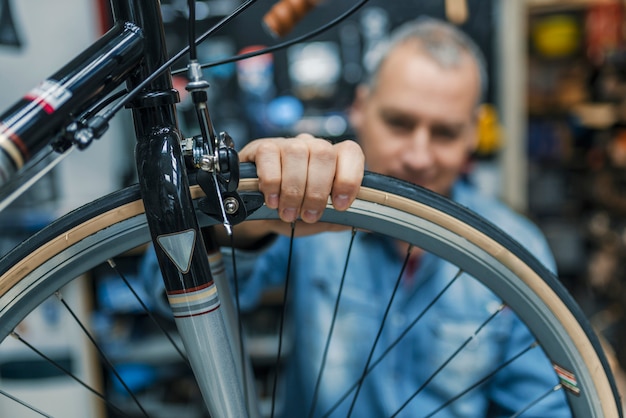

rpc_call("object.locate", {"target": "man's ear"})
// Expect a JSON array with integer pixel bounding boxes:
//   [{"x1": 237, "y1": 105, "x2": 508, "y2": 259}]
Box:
[{"x1": 349, "y1": 85, "x2": 370, "y2": 130}]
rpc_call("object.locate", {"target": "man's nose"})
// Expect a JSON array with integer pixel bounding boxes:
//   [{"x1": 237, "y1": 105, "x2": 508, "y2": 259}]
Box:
[{"x1": 402, "y1": 127, "x2": 434, "y2": 170}]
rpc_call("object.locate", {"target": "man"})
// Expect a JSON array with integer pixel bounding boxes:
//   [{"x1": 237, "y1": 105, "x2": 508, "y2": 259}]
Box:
[
  {"x1": 233, "y1": 17, "x2": 571, "y2": 417},
  {"x1": 143, "y1": 17, "x2": 570, "y2": 417}
]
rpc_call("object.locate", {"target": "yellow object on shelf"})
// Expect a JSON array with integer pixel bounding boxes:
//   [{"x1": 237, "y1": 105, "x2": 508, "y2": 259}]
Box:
[
  {"x1": 531, "y1": 14, "x2": 581, "y2": 58},
  {"x1": 476, "y1": 104, "x2": 503, "y2": 156}
]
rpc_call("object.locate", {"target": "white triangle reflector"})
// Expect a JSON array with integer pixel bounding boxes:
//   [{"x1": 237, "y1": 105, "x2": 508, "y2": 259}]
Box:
[{"x1": 156, "y1": 229, "x2": 197, "y2": 273}]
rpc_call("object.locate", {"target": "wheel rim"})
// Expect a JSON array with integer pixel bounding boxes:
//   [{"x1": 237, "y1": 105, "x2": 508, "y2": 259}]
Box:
[{"x1": 0, "y1": 179, "x2": 619, "y2": 417}]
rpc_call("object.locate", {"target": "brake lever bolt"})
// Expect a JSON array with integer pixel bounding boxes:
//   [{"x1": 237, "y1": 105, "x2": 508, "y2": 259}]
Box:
[
  {"x1": 224, "y1": 197, "x2": 240, "y2": 214},
  {"x1": 200, "y1": 154, "x2": 217, "y2": 172}
]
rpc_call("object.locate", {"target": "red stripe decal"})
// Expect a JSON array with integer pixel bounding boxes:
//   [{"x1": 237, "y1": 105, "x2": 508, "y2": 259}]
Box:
[
  {"x1": 24, "y1": 94, "x2": 55, "y2": 115},
  {"x1": 23, "y1": 80, "x2": 72, "y2": 116},
  {"x1": 167, "y1": 281, "x2": 216, "y2": 295}
]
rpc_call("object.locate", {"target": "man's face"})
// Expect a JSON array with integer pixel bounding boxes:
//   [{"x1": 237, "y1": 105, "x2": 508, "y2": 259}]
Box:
[{"x1": 350, "y1": 42, "x2": 480, "y2": 196}]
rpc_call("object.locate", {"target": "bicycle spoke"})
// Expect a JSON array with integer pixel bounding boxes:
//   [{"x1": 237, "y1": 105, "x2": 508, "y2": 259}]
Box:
[
  {"x1": 106, "y1": 258, "x2": 188, "y2": 364},
  {"x1": 55, "y1": 291, "x2": 150, "y2": 418},
  {"x1": 368, "y1": 268, "x2": 466, "y2": 375},
  {"x1": 270, "y1": 222, "x2": 297, "y2": 418},
  {"x1": 346, "y1": 244, "x2": 414, "y2": 418},
  {"x1": 390, "y1": 304, "x2": 506, "y2": 417},
  {"x1": 423, "y1": 341, "x2": 539, "y2": 417},
  {"x1": 9, "y1": 331, "x2": 131, "y2": 417},
  {"x1": 307, "y1": 228, "x2": 358, "y2": 418},
  {"x1": 321, "y1": 267, "x2": 465, "y2": 418},
  {"x1": 0, "y1": 387, "x2": 54, "y2": 418},
  {"x1": 509, "y1": 384, "x2": 564, "y2": 418}
]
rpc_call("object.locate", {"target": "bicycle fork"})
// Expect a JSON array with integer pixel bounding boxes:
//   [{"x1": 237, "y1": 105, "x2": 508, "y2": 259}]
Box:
[{"x1": 111, "y1": 1, "x2": 250, "y2": 416}]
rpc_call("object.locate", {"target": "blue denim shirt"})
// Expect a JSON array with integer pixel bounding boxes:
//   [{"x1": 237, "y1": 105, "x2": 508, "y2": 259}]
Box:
[
  {"x1": 230, "y1": 180, "x2": 571, "y2": 418},
  {"x1": 141, "y1": 180, "x2": 571, "y2": 417}
]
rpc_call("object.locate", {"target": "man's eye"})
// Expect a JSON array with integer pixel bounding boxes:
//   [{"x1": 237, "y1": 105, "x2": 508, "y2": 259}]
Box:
[
  {"x1": 385, "y1": 117, "x2": 413, "y2": 131},
  {"x1": 433, "y1": 126, "x2": 462, "y2": 140}
]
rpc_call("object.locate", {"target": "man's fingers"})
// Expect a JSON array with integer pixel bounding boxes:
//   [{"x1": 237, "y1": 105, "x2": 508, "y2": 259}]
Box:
[
  {"x1": 331, "y1": 140, "x2": 364, "y2": 211},
  {"x1": 278, "y1": 136, "x2": 310, "y2": 222},
  {"x1": 239, "y1": 139, "x2": 282, "y2": 210},
  {"x1": 300, "y1": 136, "x2": 337, "y2": 223},
  {"x1": 238, "y1": 135, "x2": 365, "y2": 224}
]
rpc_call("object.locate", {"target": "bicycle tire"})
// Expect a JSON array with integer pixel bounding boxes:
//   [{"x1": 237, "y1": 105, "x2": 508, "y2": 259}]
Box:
[{"x1": 0, "y1": 167, "x2": 621, "y2": 418}]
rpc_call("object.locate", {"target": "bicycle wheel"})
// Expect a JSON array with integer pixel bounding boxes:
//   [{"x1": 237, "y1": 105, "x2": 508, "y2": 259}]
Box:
[{"x1": 0, "y1": 167, "x2": 621, "y2": 418}]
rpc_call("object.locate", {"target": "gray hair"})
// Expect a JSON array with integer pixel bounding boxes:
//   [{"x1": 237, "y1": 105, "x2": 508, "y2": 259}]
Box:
[{"x1": 364, "y1": 17, "x2": 488, "y2": 106}]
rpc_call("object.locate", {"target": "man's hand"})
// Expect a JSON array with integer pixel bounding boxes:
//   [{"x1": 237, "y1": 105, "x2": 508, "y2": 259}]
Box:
[{"x1": 239, "y1": 134, "x2": 364, "y2": 224}]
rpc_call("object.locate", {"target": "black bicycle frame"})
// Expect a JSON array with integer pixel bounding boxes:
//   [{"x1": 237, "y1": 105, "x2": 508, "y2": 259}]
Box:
[
  {"x1": 110, "y1": 1, "x2": 247, "y2": 416},
  {"x1": 109, "y1": 0, "x2": 220, "y2": 296},
  {"x1": 0, "y1": 0, "x2": 221, "y2": 299},
  {"x1": 0, "y1": 22, "x2": 143, "y2": 186},
  {"x1": 0, "y1": 1, "x2": 247, "y2": 415}
]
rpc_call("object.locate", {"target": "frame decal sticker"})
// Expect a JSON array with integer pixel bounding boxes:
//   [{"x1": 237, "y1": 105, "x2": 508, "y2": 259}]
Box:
[
  {"x1": 24, "y1": 79, "x2": 72, "y2": 115},
  {"x1": 167, "y1": 282, "x2": 220, "y2": 318}
]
